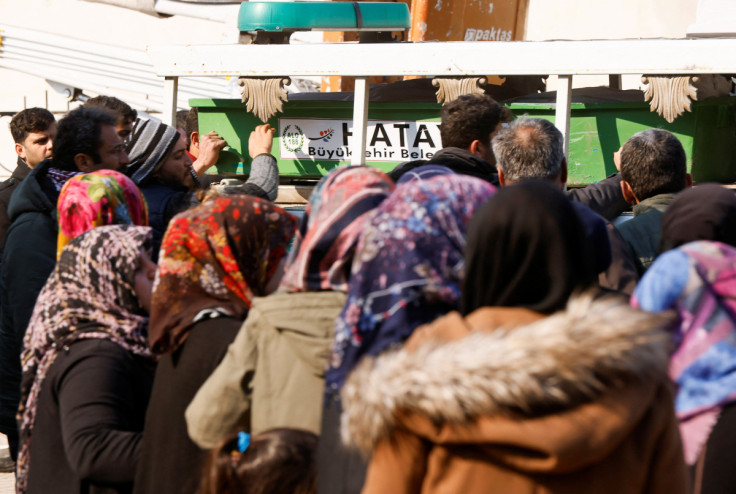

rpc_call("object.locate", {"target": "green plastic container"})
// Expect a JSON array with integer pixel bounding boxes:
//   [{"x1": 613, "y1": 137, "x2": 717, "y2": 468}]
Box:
[
  {"x1": 238, "y1": 1, "x2": 411, "y2": 32},
  {"x1": 192, "y1": 95, "x2": 736, "y2": 185}
]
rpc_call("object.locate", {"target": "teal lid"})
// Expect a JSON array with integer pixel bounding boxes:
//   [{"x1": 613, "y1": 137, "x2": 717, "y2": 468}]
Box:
[{"x1": 238, "y1": 2, "x2": 410, "y2": 32}]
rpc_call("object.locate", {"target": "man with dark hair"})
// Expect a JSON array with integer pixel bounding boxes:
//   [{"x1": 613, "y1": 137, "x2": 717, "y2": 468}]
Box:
[
  {"x1": 389, "y1": 94, "x2": 510, "y2": 183},
  {"x1": 493, "y1": 117, "x2": 639, "y2": 295},
  {"x1": 616, "y1": 129, "x2": 691, "y2": 275},
  {"x1": 84, "y1": 95, "x2": 137, "y2": 140},
  {"x1": 0, "y1": 108, "x2": 56, "y2": 250},
  {"x1": 183, "y1": 107, "x2": 229, "y2": 167},
  {"x1": 52, "y1": 107, "x2": 128, "y2": 172},
  {"x1": 0, "y1": 106, "x2": 129, "y2": 460},
  {"x1": 438, "y1": 93, "x2": 511, "y2": 166}
]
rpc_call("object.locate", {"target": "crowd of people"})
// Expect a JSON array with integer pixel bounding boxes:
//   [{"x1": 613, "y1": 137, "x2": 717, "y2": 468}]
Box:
[{"x1": 0, "y1": 91, "x2": 733, "y2": 494}]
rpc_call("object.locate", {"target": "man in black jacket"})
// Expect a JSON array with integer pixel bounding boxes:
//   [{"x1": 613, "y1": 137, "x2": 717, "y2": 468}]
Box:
[
  {"x1": 0, "y1": 106, "x2": 128, "y2": 460},
  {"x1": 0, "y1": 108, "x2": 56, "y2": 253}
]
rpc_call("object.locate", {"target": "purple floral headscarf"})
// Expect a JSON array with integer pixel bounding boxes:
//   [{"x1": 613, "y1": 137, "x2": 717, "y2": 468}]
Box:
[{"x1": 325, "y1": 174, "x2": 496, "y2": 393}]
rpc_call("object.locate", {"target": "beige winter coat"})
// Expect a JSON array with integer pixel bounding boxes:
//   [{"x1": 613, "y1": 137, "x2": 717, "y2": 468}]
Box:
[
  {"x1": 185, "y1": 291, "x2": 346, "y2": 448},
  {"x1": 341, "y1": 294, "x2": 688, "y2": 494}
]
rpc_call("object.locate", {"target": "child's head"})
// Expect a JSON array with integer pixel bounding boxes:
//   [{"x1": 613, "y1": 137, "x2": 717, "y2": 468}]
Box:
[{"x1": 199, "y1": 428, "x2": 317, "y2": 494}]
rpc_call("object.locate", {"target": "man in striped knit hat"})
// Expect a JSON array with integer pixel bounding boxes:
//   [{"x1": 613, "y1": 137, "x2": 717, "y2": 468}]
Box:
[{"x1": 124, "y1": 118, "x2": 279, "y2": 259}]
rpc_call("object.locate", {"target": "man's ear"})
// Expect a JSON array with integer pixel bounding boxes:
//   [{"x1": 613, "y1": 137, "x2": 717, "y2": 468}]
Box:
[
  {"x1": 14, "y1": 142, "x2": 26, "y2": 160},
  {"x1": 73, "y1": 153, "x2": 95, "y2": 173},
  {"x1": 498, "y1": 167, "x2": 506, "y2": 187},
  {"x1": 560, "y1": 157, "x2": 568, "y2": 187},
  {"x1": 621, "y1": 179, "x2": 637, "y2": 204},
  {"x1": 685, "y1": 173, "x2": 693, "y2": 188},
  {"x1": 189, "y1": 131, "x2": 200, "y2": 152},
  {"x1": 468, "y1": 139, "x2": 482, "y2": 157}
]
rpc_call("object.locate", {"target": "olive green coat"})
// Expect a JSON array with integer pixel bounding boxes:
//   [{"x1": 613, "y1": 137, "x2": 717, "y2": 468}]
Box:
[{"x1": 185, "y1": 291, "x2": 347, "y2": 448}]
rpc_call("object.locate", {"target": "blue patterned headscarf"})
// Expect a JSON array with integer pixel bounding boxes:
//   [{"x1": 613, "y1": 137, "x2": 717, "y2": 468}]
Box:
[
  {"x1": 325, "y1": 175, "x2": 496, "y2": 393},
  {"x1": 395, "y1": 164, "x2": 454, "y2": 185}
]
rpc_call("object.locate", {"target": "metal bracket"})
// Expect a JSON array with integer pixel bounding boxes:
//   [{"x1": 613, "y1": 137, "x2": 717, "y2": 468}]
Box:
[
  {"x1": 431, "y1": 76, "x2": 487, "y2": 105},
  {"x1": 237, "y1": 76, "x2": 291, "y2": 123}
]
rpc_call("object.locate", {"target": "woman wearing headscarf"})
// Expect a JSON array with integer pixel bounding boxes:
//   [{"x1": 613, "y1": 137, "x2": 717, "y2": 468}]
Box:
[
  {"x1": 320, "y1": 174, "x2": 496, "y2": 494},
  {"x1": 56, "y1": 169, "x2": 148, "y2": 258},
  {"x1": 0, "y1": 170, "x2": 148, "y2": 465},
  {"x1": 342, "y1": 181, "x2": 687, "y2": 494},
  {"x1": 184, "y1": 166, "x2": 394, "y2": 448},
  {"x1": 16, "y1": 225, "x2": 157, "y2": 494},
  {"x1": 133, "y1": 195, "x2": 296, "y2": 494},
  {"x1": 633, "y1": 184, "x2": 736, "y2": 493}
]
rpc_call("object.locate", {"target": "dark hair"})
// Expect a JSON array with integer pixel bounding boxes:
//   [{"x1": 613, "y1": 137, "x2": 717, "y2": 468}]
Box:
[
  {"x1": 53, "y1": 107, "x2": 118, "y2": 171},
  {"x1": 198, "y1": 429, "x2": 317, "y2": 494},
  {"x1": 660, "y1": 183, "x2": 736, "y2": 253},
  {"x1": 9, "y1": 108, "x2": 55, "y2": 143},
  {"x1": 176, "y1": 109, "x2": 190, "y2": 139},
  {"x1": 620, "y1": 129, "x2": 687, "y2": 201},
  {"x1": 185, "y1": 108, "x2": 199, "y2": 148},
  {"x1": 462, "y1": 180, "x2": 597, "y2": 316},
  {"x1": 492, "y1": 117, "x2": 564, "y2": 182},
  {"x1": 84, "y1": 95, "x2": 137, "y2": 125},
  {"x1": 439, "y1": 94, "x2": 509, "y2": 150}
]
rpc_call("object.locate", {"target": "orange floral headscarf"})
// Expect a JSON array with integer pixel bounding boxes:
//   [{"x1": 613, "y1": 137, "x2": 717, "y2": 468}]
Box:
[{"x1": 148, "y1": 195, "x2": 297, "y2": 354}]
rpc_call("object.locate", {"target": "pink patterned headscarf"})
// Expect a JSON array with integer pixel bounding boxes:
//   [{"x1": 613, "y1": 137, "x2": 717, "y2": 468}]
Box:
[
  {"x1": 278, "y1": 166, "x2": 394, "y2": 293},
  {"x1": 56, "y1": 169, "x2": 148, "y2": 259}
]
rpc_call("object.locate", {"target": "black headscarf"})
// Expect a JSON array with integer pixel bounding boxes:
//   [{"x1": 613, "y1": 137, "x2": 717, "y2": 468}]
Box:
[
  {"x1": 462, "y1": 181, "x2": 598, "y2": 315},
  {"x1": 660, "y1": 184, "x2": 736, "y2": 252}
]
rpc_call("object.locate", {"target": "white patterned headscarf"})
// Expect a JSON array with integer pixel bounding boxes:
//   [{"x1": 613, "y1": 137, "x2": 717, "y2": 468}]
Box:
[{"x1": 15, "y1": 225, "x2": 155, "y2": 493}]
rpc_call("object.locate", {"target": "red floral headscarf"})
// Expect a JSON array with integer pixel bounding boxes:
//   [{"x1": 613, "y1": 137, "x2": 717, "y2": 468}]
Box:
[{"x1": 148, "y1": 195, "x2": 297, "y2": 354}]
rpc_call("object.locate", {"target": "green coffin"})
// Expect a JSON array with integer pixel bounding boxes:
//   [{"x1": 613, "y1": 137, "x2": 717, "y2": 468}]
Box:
[{"x1": 193, "y1": 95, "x2": 736, "y2": 185}]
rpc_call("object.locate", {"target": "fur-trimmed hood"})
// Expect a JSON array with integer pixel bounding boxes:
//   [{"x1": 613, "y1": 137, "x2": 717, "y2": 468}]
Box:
[{"x1": 341, "y1": 294, "x2": 674, "y2": 460}]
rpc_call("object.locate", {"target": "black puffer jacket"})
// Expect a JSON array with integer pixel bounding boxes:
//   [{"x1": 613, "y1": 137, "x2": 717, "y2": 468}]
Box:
[
  {"x1": 388, "y1": 147, "x2": 499, "y2": 185},
  {"x1": 0, "y1": 157, "x2": 32, "y2": 254},
  {"x1": 0, "y1": 159, "x2": 59, "y2": 455}
]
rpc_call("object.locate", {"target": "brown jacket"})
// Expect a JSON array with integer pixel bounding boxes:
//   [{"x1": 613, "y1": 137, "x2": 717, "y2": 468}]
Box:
[{"x1": 341, "y1": 294, "x2": 688, "y2": 494}]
